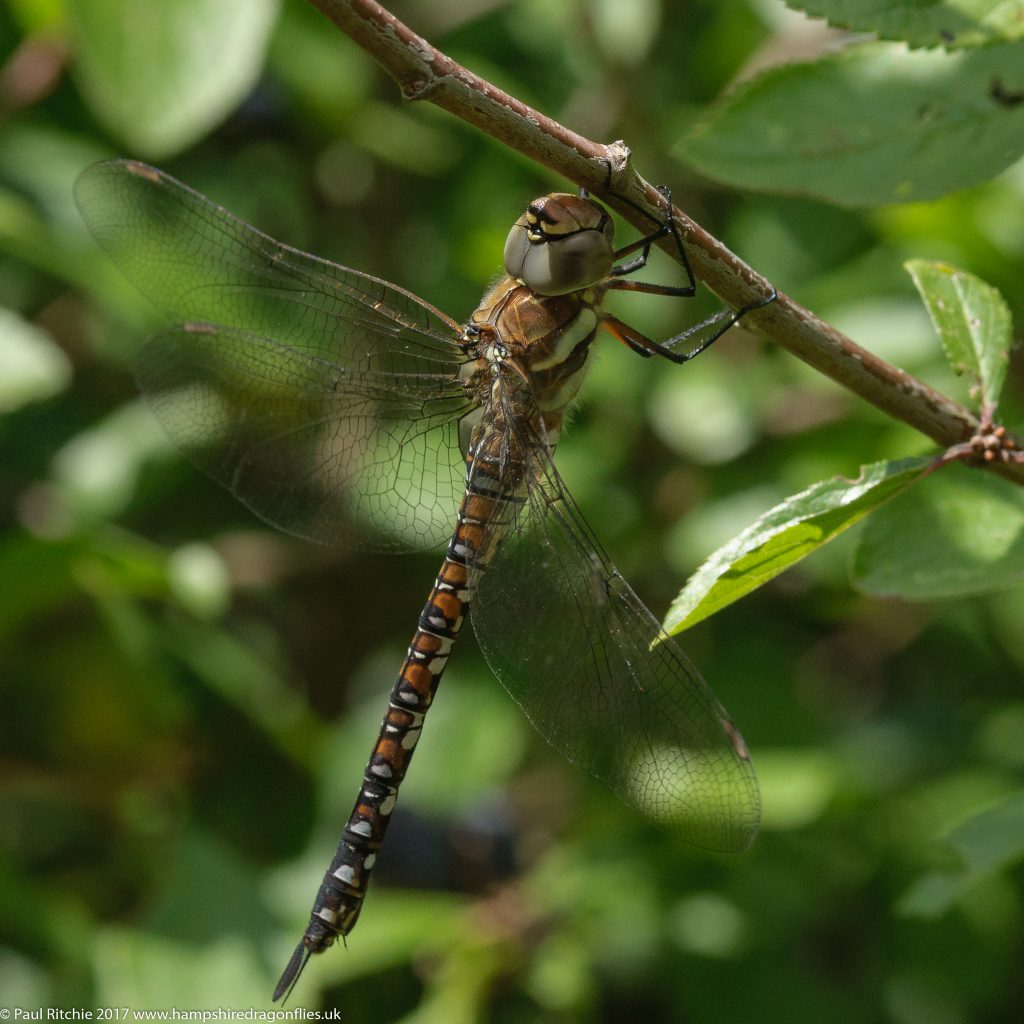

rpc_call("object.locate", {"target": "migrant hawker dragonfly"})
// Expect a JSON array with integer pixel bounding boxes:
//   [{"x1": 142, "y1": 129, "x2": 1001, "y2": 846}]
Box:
[{"x1": 74, "y1": 160, "x2": 773, "y2": 1000}]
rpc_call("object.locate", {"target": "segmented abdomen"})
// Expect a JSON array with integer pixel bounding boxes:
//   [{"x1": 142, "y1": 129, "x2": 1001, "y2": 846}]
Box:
[{"x1": 281, "y1": 435, "x2": 515, "y2": 983}]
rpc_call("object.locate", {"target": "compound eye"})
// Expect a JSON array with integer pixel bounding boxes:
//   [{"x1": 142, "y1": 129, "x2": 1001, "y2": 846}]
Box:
[
  {"x1": 503, "y1": 220, "x2": 533, "y2": 282},
  {"x1": 502, "y1": 195, "x2": 615, "y2": 295},
  {"x1": 524, "y1": 229, "x2": 614, "y2": 294}
]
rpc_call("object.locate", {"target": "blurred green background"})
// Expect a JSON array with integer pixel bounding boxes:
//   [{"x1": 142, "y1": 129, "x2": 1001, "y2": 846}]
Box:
[{"x1": 2, "y1": 0, "x2": 1023, "y2": 1020}]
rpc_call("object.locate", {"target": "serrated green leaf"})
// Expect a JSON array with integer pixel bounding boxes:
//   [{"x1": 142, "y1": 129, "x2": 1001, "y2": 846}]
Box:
[
  {"x1": 664, "y1": 457, "x2": 933, "y2": 634},
  {"x1": 69, "y1": 0, "x2": 279, "y2": 159},
  {"x1": 898, "y1": 791, "x2": 1024, "y2": 918},
  {"x1": 681, "y1": 41, "x2": 1024, "y2": 206},
  {"x1": 854, "y1": 463, "x2": 1024, "y2": 599},
  {"x1": 905, "y1": 259, "x2": 1011, "y2": 411},
  {"x1": 784, "y1": 0, "x2": 1024, "y2": 49}
]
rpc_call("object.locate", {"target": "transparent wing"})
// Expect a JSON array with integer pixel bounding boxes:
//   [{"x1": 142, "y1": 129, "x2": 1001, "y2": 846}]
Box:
[
  {"x1": 467, "y1": 385, "x2": 760, "y2": 851},
  {"x1": 75, "y1": 159, "x2": 475, "y2": 549},
  {"x1": 139, "y1": 323, "x2": 474, "y2": 548}
]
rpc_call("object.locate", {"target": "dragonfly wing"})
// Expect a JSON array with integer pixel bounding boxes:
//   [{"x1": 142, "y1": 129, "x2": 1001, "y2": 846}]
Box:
[
  {"x1": 75, "y1": 160, "x2": 476, "y2": 550},
  {"x1": 74, "y1": 160, "x2": 465, "y2": 375},
  {"x1": 467, "y1": 407, "x2": 760, "y2": 852},
  {"x1": 138, "y1": 323, "x2": 473, "y2": 550}
]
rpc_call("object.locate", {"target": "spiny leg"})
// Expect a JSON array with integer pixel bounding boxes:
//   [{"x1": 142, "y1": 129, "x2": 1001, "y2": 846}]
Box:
[
  {"x1": 600, "y1": 184, "x2": 777, "y2": 364},
  {"x1": 608, "y1": 185, "x2": 697, "y2": 296}
]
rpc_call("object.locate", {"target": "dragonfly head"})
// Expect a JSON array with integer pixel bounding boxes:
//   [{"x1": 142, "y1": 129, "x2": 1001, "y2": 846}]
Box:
[{"x1": 504, "y1": 193, "x2": 615, "y2": 296}]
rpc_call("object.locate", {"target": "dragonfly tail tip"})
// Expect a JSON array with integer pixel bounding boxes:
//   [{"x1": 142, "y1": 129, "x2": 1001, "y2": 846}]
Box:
[{"x1": 273, "y1": 938, "x2": 312, "y2": 1003}]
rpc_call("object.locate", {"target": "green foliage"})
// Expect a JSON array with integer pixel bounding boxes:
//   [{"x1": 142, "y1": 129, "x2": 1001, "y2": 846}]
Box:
[
  {"x1": 785, "y1": 0, "x2": 1024, "y2": 49},
  {"x1": 673, "y1": 255, "x2": 1022, "y2": 620},
  {"x1": 664, "y1": 456, "x2": 933, "y2": 633},
  {"x1": 906, "y1": 259, "x2": 1012, "y2": 411},
  {"x1": 849, "y1": 260, "x2": 1021, "y2": 600},
  {"x1": 0, "y1": 306, "x2": 72, "y2": 411},
  {"x1": 899, "y1": 792, "x2": 1024, "y2": 917},
  {"x1": 683, "y1": 42, "x2": 1024, "y2": 206},
  {"x1": 68, "y1": 0, "x2": 279, "y2": 158},
  {"x1": 854, "y1": 466, "x2": 1024, "y2": 598},
  {"x1": 2, "y1": 0, "x2": 1024, "y2": 1020}
]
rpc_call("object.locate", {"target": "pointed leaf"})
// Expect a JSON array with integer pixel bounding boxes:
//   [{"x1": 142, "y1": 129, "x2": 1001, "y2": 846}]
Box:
[
  {"x1": 665, "y1": 457, "x2": 933, "y2": 634},
  {"x1": 784, "y1": 0, "x2": 1024, "y2": 49},
  {"x1": 680, "y1": 42, "x2": 1024, "y2": 206},
  {"x1": 854, "y1": 463, "x2": 1024, "y2": 599},
  {"x1": 906, "y1": 259, "x2": 1011, "y2": 411},
  {"x1": 69, "y1": 0, "x2": 279, "y2": 159}
]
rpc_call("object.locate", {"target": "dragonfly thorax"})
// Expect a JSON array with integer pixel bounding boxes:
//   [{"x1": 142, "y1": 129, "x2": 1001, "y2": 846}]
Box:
[{"x1": 503, "y1": 193, "x2": 615, "y2": 296}]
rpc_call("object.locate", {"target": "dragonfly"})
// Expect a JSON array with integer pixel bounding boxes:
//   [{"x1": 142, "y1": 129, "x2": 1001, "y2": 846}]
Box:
[{"x1": 74, "y1": 159, "x2": 774, "y2": 1001}]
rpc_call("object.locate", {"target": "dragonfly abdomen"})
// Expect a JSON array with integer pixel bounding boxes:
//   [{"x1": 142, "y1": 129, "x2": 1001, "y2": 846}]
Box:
[{"x1": 274, "y1": 452, "x2": 511, "y2": 1000}]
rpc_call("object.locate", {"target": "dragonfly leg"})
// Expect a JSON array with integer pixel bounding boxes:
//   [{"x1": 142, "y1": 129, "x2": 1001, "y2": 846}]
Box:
[
  {"x1": 660, "y1": 285, "x2": 778, "y2": 363},
  {"x1": 607, "y1": 185, "x2": 696, "y2": 297},
  {"x1": 601, "y1": 281, "x2": 777, "y2": 366},
  {"x1": 600, "y1": 183, "x2": 777, "y2": 363}
]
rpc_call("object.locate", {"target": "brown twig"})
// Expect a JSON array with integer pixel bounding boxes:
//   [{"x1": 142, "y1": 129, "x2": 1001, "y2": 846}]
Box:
[{"x1": 306, "y1": 0, "x2": 1024, "y2": 485}]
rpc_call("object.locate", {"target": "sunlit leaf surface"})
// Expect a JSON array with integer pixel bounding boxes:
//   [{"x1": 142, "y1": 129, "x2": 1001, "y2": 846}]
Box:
[
  {"x1": 664, "y1": 457, "x2": 932, "y2": 634},
  {"x1": 905, "y1": 259, "x2": 1012, "y2": 411}
]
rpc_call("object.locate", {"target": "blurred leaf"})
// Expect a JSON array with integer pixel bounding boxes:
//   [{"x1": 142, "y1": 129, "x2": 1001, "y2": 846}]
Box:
[
  {"x1": 853, "y1": 463, "x2": 1024, "y2": 598},
  {"x1": 681, "y1": 42, "x2": 1024, "y2": 206},
  {"x1": 0, "y1": 534, "x2": 76, "y2": 644},
  {"x1": 589, "y1": 0, "x2": 660, "y2": 65},
  {"x1": 165, "y1": 542, "x2": 231, "y2": 620},
  {"x1": 0, "y1": 306, "x2": 71, "y2": 411},
  {"x1": 906, "y1": 260, "x2": 1011, "y2": 410},
  {"x1": 754, "y1": 749, "x2": 841, "y2": 830},
  {"x1": 898, "y1": 791, "x2": 1024, "y2": 918},
  {"x1": 664, "y1": 457, "x2": 933, "y2": 634},
  {"x1": 6, "y1": 0, "x2": 63, "y2": 34},
  {"x1": 93, "y1": 830, "x2": 279, "y2": 1006},
  {"x1": 0, "y1": 181, "x2": 87, "y2": 284},
  {"x1": 0, "y1": 123, "x2": 110, "y2": 237},
  {"x1": 94, "y1": 928, "x2": 268, "y2": 1009},
  {"x1": 669, "y1": 893, "x2": 748, "y2": 958},
  {"x1": 146, "y1": 829, "x2": 279, "y2": 944},
  {"x1": 266, "y1": 0, "x2": 372, "y2": 130},
  {"x1": 50, "y1": 401, "x2": 169, "y2": 526},
  {"x1": 165, "y1": 618, "x2": 321, "y2": 766},
  {"x1": 0, "y1": 846, "x2": 92, "y2": 982},
  {"x1": 350, "y1": 101, "x2": 460, "y2": 176},
  {"x1": 68, "y1": 0, "x2": 279, "y2": 158},
  {"x1": 784, "y1": 0, "x2": 1024, "y2": 49},
  {"x1": 0, "y1": 530, "x2": 172, "y2": 645}
]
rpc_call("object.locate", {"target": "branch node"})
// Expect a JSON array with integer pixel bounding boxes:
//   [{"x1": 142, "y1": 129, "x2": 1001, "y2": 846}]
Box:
[
  {"x1": 401, "y1": 74, "x2": 435, "y2": 100},
  {"x1": 603, "y1": 139, "x2": 633, "y2": 188}
]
